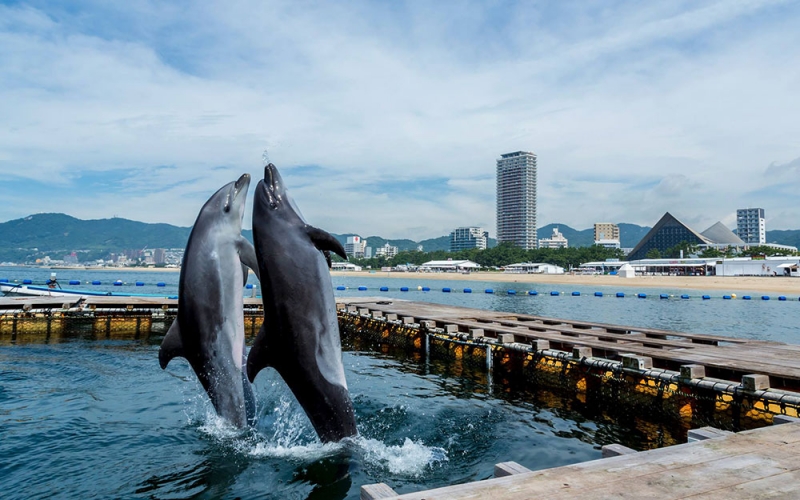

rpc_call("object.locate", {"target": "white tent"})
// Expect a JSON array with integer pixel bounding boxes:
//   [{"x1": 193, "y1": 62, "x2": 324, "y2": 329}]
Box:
[{"x1": 618, "y1": 263, "x2": 636, "y2": 278}]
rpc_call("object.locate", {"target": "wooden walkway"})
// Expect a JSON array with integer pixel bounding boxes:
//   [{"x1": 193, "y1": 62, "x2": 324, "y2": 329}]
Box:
[
  {"x1": 339, "y1": 298, "x2": 800, "y2": 391},
  {"x1": 367, "y1": 421, "x2": 800, "y2": 499}
]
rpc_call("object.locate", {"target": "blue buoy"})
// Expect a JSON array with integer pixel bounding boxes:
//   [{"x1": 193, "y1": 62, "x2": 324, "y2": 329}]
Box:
[
  {"x1": 528, "y1": 290, "x2": 538, "y2": 296},
  {"x1": 92, "y1": 280, "x2": 101, "y2": 285},
  {"x1": 743, "y1": 295, "x2": 751, "y2": 300},
  {"x1": 422, "y1": 286, "x2": 430, "y2": 292},
  {"x1": 762, "y1": 296, "x2": 770, "y2": 301},
  {"x1": 594, "y1": 292, "x2": 603, "y2": 297},
  {"x1": 681, "y1": 294, "x2": 690, "y2": 299},
  {"x1": 572, "y1": 291, "x2": 580, "y2": 296},
  {"x1": 157, "y1": 282, "x2": 166, "y2": 287},
  {"x1": 637, "y1": 293, "x2": 647, "y2": 299},
  {"x1": 0, "y1": 278, "x2": 7, "y2": 283},
  {"x1": 69, "y1": 280, "x2": 81, "y2": 285},
  {"x1": 113, "y1": 280, "x2": 123, "y2": 286},
  {"x1": 485, "y1": 289, "x2": 494, "y2": 294},
  {"x1": 550, "y1": 291, "x2": 559, "y2": 296},
  {"x1": 702, "y1": 295, "x2": 711, "y2": 300},
  {"x1": 779, "y1": 296, "x2": 787, "y2": 301},
  {"x1": 660, "y1": 294, "x2": 669, "y2": 299},
  {"x1": 400, "y1": 287, "x2": 409, "y2": 292},
  {"x1": 442, "y1": 287, "x2": 451, "y2": 293},
  {"x1": 246, "y1": 284, "x2": 254, "y2": 289},
  {"x1": 358, "y1": 286, "x2": 367, "y2": 291},
  {"x1": 616, "y1": 292, "x2": 625, "y2": 298},
  {"x1": 463, "y1": 288, "x2": 472, "y2": 293},
  {"x1": 135, "y1": 281, "x2": 144, "y2": 286},
  {"x1": 723, "y1": 295, "x2": 732, "y2": 300},
  {"x1": 380, "y1": 286, "x2": 389, "y2": 292},
  {"x1": 508, "y1": 290, "x2": 516, "y2": 295},
  {"x1": 336, "y1": 286, "x2": 346, "y2": 290},
  {"x1": 168, "y1": 295, "x2": 178, "y2": 300},
  {"x1": 22, "y1": 279, "x2": 32, "y2": 285}
]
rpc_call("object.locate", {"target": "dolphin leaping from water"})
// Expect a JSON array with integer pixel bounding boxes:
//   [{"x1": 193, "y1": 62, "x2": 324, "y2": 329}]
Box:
[
  {"x1": 159, "y1": 173, "x2": 259, "y2": 428},
  {"x1": 247, "y1": 163, "x2": 358, "y2": 443}
]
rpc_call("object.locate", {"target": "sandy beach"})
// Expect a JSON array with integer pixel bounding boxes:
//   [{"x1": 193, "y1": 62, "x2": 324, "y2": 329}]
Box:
[{"x1": 331, "y1": 270, "x2": 800, "y2": 295}]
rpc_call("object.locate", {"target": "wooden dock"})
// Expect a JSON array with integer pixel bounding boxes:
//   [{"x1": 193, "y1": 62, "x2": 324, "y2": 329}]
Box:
[
  {"x1": 338, "y1": 297, "x2": 800, "y2": 391},
  {"x1": 364, "y1": 420, "x2": 800, "y2": 499}
]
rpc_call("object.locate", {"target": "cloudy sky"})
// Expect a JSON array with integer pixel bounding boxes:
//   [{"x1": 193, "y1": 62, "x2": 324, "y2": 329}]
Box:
[{"x1": 1, "y1": 0, "x2": 799, "y2": 239}]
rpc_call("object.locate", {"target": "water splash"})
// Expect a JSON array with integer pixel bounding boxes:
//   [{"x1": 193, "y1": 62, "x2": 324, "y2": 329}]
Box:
[
  {"x1": 261, "y1": 150, "x2": 270, "y2": 166},
  {"x1": 354, "y1": 436, "x2": 448, "y2": 476}
]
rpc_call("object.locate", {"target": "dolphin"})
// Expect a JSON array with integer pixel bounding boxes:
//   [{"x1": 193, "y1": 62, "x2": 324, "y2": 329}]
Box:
[
  {"x1": 246, "y1": 163, "x2": 358, "y2": 443},
  {"x1": 159, "y1": 173, "x2": 260, "y2": 428}
]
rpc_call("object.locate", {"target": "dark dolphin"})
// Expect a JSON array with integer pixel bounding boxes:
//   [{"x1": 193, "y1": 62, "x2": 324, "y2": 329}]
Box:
[
  {"x1": 159, "y1": 173, "x2": 259, "y2": 428},
  {"x1": 247, "y1": 163, "x2": 358, "y2": 443}
]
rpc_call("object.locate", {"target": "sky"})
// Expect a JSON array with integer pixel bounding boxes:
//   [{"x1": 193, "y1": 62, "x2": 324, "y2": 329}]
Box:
[{"x1": 1, "y1": 0, "x2": 799, "y2": 239}]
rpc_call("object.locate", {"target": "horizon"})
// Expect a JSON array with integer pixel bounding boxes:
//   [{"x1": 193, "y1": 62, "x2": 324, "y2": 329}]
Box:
[{"x1": 1, "y1": 1, "x2": 799, "y2": 237}]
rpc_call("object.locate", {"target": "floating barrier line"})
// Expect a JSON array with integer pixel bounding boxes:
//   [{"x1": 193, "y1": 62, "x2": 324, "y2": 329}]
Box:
[{"x1": 332, "y1": 285, "x2": 799, "y2": 302}]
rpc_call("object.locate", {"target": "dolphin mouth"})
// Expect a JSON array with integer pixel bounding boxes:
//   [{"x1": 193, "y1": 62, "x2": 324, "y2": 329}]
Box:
[
  {"x1": 233, "y1": 173, "x2": 251, "y2": 200},
  {"x1": 263, "y1": 164, "x2": 281, "y2": 209}
]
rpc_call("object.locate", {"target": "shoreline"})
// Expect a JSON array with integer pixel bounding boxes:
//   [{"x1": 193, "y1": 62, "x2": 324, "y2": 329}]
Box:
[{"x1": 330, "y1": 271, "x2": 800, "y2": 294}]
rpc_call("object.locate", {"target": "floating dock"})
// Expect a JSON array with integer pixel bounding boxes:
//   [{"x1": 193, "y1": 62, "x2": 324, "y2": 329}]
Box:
[{"x1": 363, "y1": 420, "x2": 800, "y2": 499}]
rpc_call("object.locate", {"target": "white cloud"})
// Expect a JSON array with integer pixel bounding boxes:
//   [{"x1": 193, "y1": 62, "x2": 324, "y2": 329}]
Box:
[{"x1": 0, "y1": 0, "x2": 798, "y2": 238}]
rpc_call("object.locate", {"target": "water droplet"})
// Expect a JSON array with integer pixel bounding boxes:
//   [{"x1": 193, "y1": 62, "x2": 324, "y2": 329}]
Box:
[{"x1": 262, "y1": 150, "x2": 270, "y2": 166}]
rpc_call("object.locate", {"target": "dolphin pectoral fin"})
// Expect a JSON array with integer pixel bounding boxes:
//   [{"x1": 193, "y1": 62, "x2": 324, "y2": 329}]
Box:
[
  {"x1": 305, "y1": 225, "x2": 347, "y2": 261},
  {"x1": 237, "y1": 238, "x2": 260, "y2": 280},
  {"x1": 246, "y1": 323, "x2": 273, "y2": 382},
  {"x1": 158, "y1": 320, "x2": 185, "y2": 369}
]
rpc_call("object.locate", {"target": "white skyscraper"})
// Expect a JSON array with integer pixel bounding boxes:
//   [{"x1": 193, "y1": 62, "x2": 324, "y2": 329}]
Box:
[
  {"x1": 496, "y1": 151, "x2": 538, "y2": 250},
  {"x1": 736, "y1": 208, "x2": 766, "y2": 245}
]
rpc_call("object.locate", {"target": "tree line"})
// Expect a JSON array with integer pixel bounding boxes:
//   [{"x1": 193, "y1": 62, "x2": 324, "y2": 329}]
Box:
[{"x1": 336, "y1": 243, "x2": 626, "y2": 270}]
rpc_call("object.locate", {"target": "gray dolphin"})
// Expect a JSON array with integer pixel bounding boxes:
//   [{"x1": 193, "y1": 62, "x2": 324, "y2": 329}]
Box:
[
  {"x1": 246, "y1": 163, "x2": 358, "y2": 443},
  {"x1": 159, "y1": 173, "x2": 260, "y2": 428}
]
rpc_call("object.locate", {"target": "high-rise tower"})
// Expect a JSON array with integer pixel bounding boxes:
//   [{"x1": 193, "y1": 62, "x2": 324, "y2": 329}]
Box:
[
  {"x1": 736, "y1": 208, "x2": 766, "y2": 245},
  {"x1": 496, "y1": 151, "x2": 537, "y2": 249}
]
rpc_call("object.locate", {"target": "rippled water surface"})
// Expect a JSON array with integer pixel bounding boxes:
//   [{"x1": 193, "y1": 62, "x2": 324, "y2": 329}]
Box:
[{"x1": 1, "y1": 267, "x2": 799, "y2": 499}]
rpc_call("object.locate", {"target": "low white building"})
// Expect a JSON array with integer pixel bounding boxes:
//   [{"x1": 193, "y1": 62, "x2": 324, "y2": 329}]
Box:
[
  {"x1": 716, "y1": 257, "x2": 800, "y2": 277},
  {"x1": 375, "y1": 243, "x2": 398, "y2": 258},
  {"x1": 331, "y1": 262, "x2": 362, "y2": 272},
  {"x1": 504, "y1": 262, "x2": 565, "y2": 274},
  {"x1": 419, "y1": 260, "x2": 480, "y2": 272}
]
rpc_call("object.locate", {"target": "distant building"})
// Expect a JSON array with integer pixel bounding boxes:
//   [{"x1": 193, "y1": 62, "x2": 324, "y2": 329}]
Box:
[
  {"x1": 331, "y1": 262, "x2": 362, "y2": 272},
  {"x1": 375, "y1": 243, "x2": 398, "y2": 258},
  {"x1": 154, "y1": 248, "x2": 166, "y2": 265},
  {"x1": 627, "y1": 213, "x2": 750, "y2": 261},
  {"x1": 594, "y1": 223, "x2": 620, "y2": 248},
  {"x1": 504, "y1": 262, "x2": 565, "y2": 274},
  {"x1": 538, "y1": 227, "x2": 568, "y2": 249},
  {"x1": 345, "y1": 236, "x2": 367, "y2": 258},
  {"x1": 450, "y1": 227, "x2": 488, "y2": 252},
  {"x1": 419, "y1": 260, "x2": 480, "y2": 272},
  {"x1": 496, "y1": 151, "x2": 538, "y2": 249},
  {"x1": 64, "y1": 252, "x2": 79, "y2": 265},
  {"x1": 365, "y1": 246, "x2": 373, "y2": 259},
  {"x1": 737, "y1": 208, "x2": 766, "y2": 245}
]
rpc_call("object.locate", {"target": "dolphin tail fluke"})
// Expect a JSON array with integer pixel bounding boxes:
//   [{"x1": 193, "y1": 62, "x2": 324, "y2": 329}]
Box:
[
  {"x1": 158, "y1": 319, "x2": 185, "y2": 369},
  {"x1": 305, "y1": 225, "x2": 347, "y2": 261},
  {"x1": 246, "y1": 323, "x2": 273, "y2": 382}
]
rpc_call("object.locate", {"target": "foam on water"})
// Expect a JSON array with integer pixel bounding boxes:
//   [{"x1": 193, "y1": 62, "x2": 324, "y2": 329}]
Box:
[{"x1": 354, "y1": 436, "x2": 448, "y2": 476}]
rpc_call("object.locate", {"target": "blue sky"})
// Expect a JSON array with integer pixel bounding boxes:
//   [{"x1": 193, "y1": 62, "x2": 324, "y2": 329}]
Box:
[{"x1": 1, "y1": 0, "x2": 799, "y2": 239}]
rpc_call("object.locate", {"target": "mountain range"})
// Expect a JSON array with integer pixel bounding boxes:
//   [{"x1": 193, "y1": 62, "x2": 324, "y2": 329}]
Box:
[{"x1": 0, "y1": 213, "x2": 798, "y2": 263}]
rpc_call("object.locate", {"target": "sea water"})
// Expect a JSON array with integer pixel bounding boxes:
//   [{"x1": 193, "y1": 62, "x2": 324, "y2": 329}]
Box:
[{"x1": 1, "y1": 267, "x2": 799, "y2": 498}]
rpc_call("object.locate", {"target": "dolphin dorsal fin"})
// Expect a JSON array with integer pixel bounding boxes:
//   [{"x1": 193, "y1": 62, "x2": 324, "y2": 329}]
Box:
[
  {"x1": 159, "y1": 320, "x2": 185, "y2": 369},
  {"x1": 305, "y1": 225, "x2": 347, "y2": 261}
]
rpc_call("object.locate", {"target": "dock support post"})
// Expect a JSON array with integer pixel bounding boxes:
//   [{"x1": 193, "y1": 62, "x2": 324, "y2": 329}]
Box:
[
  {"x1": 601, "y1": 444, "x2": 637, "y2": 458},
  {"x1": 361, "y1": 483, "x2": 398, "y2": 500},
  {"x1": 494, "y1": 461, "x2": 532, "y2": 477}
]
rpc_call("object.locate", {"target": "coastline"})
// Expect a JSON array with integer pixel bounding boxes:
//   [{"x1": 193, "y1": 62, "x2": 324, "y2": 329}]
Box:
[{"x1": 330, "y1": 270, "x2": 800, "y2": 294}]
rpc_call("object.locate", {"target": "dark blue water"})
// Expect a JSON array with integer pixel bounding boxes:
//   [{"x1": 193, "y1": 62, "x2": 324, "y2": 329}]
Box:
[{"x1": 0, "y1": 267, "x2": 798, "y2": 499}]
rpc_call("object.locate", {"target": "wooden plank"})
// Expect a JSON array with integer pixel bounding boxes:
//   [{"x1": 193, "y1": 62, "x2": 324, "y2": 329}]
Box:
[{"x1": 381, "y1": 424, "x2": 800, "y2": 499}]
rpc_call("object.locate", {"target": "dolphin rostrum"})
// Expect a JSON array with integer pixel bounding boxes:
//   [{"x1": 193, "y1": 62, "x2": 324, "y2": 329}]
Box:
[
  {"x1": 247, "y1": 163, "x2": 358, "y2": 443},
  {"x1": 159, "y1": 173, "x2": 260, "y2": 428}
]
